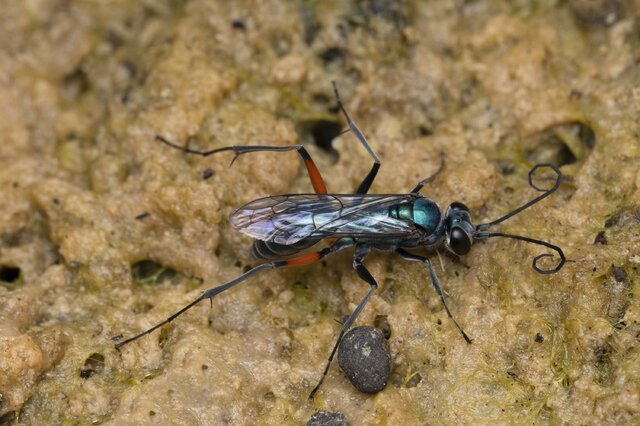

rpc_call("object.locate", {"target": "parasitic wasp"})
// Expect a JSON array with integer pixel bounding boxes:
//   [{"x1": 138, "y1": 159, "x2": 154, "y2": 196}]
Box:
[{"x1": 114, "y1": 82, "x2": 566, "y2": 399}]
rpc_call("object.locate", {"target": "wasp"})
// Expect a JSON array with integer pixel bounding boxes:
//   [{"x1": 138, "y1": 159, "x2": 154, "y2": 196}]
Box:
[{"x1": 115, "y1": 83, "x2": 565, "y2": 399}]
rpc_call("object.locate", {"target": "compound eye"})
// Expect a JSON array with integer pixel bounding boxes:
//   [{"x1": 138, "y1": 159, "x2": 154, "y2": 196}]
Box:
[
  {"x1": 450, "y1": 202, "x2": 469, "y2": 212},
  {"x1": 450, "y1": 227, "x2": 471, "y2": 255}
]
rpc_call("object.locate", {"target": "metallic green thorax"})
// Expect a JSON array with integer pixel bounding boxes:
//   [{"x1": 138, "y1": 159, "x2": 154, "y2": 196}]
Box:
[{"x1": 389, "y1": 198, "x2": 441, "y2": 234}]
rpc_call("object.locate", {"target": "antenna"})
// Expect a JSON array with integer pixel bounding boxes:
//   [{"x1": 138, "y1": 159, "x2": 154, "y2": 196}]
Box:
[{"x1": 475, "y1": 163, "x2": 565, "y2": 273}]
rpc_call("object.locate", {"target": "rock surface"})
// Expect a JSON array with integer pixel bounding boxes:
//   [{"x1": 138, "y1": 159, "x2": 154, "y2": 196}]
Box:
[{"x1": 0, "y1": 1, "x2": 639, "y2": 424}]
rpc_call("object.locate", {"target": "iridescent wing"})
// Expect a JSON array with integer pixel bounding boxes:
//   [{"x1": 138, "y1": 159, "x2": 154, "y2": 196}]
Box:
[{"x1": 230, "y1": 193, "x2": 417, "y2": 245}]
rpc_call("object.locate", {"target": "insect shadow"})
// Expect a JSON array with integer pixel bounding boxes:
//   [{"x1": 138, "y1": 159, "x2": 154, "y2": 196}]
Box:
[{"x1": 114, "y1": 82, "x2": 566, "y2": 400}]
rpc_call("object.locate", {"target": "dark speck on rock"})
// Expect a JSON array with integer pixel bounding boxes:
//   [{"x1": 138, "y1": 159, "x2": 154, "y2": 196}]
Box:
[
  {"x1": 535, "y1": 333, "x2": 544, "y2": 343},
  {"x1": 135, "y1": 212, "x2": 151, "y2": 220},
  {"x1": 319, "y1": 47, "x2": 343, "y2": 65},
  {"x1": 305, "y1": 411, "x2": 348, "y2": 426},
  {"x1": 79, "y1": 369, "x2": 94, "y2": 379},
  {"x1": 611, "y1": 265, "x2": 627, "y2": 282},
  {"x1": 231, "y1": 19, "x2": 246, "y2": 30},
  {"x1": 594, "y1": 230, "x2": 607, "y2": 245},
  {"x1": 338, "y1": 326, "x2": 391, "y2": 394},
  {"x1": 405, "y1": 372, "x2": 422, "y2": 388},
  {"x1": 604, "y1": 213, "x2": 620, "y2": 228},
  {"x1": 79, "y1": 352, "x2": 105, "y2": 379},
  {"x1": 203, "y1": 168, "x2": 214, "y2": 180},
  {"x1": 568, "y1": 0, "x2": 625, "y2": 27}
]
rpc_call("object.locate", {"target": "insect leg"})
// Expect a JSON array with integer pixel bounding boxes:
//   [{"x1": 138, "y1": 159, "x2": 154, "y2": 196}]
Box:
[
  {"x1": 309, "y1": 243, "x2": 378, "y2": 400},
  {"x1": 410, "y1": 152, "x2": 445, "y2": 193},
  {"x1": 396, "y1": 248, "x2": 472, "y2": 344},
  {"x1": 115, "y1": 240, "x2": 353, "y2": 350},
  {"x1": 114, "y1": 262, "x2": 275, "y2": 350},
  {"x1": 331, "y1": 82, "x2": 381, "y2": 195},
  {"x1": 155, "y1": 136, "x2": 328, "y2": 195}
]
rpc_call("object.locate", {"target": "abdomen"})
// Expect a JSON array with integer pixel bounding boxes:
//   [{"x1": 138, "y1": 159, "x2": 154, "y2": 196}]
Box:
[{"x1": 251, "y1": 239, "x2": 320, "y2": 260}]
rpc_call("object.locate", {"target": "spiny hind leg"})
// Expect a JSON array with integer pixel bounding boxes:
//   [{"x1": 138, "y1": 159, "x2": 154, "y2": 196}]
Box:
[
  {"x1": 155, "y1": 136, "x2": 328, "y2": 195},
  {"x1": 115, "y1": 239, "x2": 353, "y2": 350},
  {"x1": 308, "y1": 243, "x2": 378, "y2": 399}
]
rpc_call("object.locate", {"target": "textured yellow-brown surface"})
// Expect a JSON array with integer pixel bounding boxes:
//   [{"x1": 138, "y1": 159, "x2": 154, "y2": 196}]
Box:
[{"x1": 1, "y1": 1, "x2": 640, "y2": 425}]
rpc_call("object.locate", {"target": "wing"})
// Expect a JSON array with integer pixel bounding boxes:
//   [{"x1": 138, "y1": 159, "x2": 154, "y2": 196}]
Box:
[{"x1": 230, "y1": 193, "x2": 417, "y2": 245}]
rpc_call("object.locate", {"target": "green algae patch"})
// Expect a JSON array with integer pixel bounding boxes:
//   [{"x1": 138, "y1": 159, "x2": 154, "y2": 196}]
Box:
[{"x1": 1, "y1": 1, "x2": 639, "y2": 425}]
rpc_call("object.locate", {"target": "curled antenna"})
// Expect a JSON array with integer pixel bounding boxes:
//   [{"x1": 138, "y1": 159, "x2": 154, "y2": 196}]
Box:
[
  {"x1": 475, "y1": 163, "x2": 565, "y2": 274},
  {"x1": 476, "y1": 163, "x2": 562, "y2": 230},
  {"x1": 473, "y1": 231, "x2": 565, "y2": 273}
]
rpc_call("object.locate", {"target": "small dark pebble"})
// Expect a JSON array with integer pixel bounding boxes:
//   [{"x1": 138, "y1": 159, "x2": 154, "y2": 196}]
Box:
[
  {"x1": 305, "y1": 411, "x2": 348, "y2": 426},
  {"x1": 373, "y1": 315, "x2": 391, "y2": 339},
  {"x1": 611, "y1": 265, "x2": 627, "y2": 282},
  {"x1": 535, "y1": 333, "x2": 544, "y2": 343},
  {"x1": 594, "y1": 230, "x2": 607, "y2": 245},
  {"x1": 203, "y1": 168, "x2": 214, "y2": 180},
  {"x1": 338, "y1": 326, "x2": 391, "y2": 394}
]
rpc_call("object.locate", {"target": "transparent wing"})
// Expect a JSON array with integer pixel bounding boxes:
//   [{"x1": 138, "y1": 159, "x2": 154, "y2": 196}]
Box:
[{"x1": 230, "y1": 194, "x2": 417, "y2": 245}]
